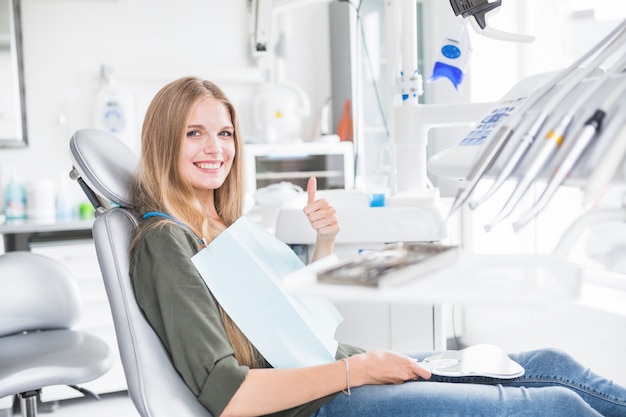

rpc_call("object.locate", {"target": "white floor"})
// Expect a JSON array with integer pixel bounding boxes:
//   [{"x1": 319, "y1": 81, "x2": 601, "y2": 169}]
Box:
[{"x1": 11, "y1": 391, "x2": 139, "y2": 417}]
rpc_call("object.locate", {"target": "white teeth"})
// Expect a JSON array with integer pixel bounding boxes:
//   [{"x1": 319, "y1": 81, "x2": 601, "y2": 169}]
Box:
[{"x1": 196, "y1": 162, "x2": 220, "y2": 170}]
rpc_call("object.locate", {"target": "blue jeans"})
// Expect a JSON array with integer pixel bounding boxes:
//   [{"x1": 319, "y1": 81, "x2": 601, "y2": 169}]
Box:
[{"x1": 314, "y1": 348, "x2": 626, "y2": 417}]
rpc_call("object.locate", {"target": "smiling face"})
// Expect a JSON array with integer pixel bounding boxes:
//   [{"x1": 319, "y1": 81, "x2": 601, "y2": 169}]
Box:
[{"x1": 179, "y1": 97, "x2": 236, "y2": 207}]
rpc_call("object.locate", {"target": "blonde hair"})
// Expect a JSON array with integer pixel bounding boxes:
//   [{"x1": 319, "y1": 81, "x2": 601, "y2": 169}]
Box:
[
  {"x1": 131, "y1": 77, "x2": 263, "y2": 368},
  {"x1": 132, "y1": 76, "x2": 244, "y2": 240}
]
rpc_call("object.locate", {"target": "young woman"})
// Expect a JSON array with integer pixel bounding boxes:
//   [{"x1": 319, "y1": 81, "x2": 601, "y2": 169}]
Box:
[{"x1": 129, "y1": 77, "x2": 626, "y2": 417}]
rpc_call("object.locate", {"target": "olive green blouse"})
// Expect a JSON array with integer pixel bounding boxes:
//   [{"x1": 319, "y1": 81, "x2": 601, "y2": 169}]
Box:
[{"x1": 129, "y1": 221, "x2": 364, "y2": 417}]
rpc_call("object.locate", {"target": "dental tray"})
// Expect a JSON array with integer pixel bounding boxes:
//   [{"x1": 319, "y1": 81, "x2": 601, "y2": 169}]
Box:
[{"x1": 316, "y1": 242, "x2": 459, "y2": 288}]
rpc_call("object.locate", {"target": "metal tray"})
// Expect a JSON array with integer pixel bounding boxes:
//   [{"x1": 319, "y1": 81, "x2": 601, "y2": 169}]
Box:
[{"x1": 317, "y1": 242, "x2": 459, "y2": 287}]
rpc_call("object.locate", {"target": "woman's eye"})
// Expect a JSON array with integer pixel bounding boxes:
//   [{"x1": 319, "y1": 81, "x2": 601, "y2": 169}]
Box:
[
  {"x1": 187, "y1": 130, "x2": 201, "y2": 138},
  {"x1": 219, "y1": 130, "x2": 233, "y2": 137}
]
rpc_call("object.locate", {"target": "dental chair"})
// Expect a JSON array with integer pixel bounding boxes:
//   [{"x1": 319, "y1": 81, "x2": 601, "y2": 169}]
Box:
[
  {"x1": 0, "y1": 251, "x2": 111, "y2": 416},
  {"x1": 69, "y1": 129, "x2": 212, "y2": 417}
]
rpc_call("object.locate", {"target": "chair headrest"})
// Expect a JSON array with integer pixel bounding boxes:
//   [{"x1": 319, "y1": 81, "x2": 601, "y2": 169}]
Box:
[{"x1": 69, "y1": 129, "x2": 138, "y2": 208}]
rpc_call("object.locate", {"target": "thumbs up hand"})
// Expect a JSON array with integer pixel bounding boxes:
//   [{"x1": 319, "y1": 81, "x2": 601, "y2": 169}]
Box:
[
  {"x1": 303, "y1": 177, "x2": 340, "y2": 260},
  {"x1": 307, "y1": 176, "x2": 317, "y2": 205}
]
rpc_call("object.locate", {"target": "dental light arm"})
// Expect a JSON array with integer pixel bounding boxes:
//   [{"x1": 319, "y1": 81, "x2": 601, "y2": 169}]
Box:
[
  {"x1": 450, "y1": 0, "x2": 500, "y2": 30},
  {"x1": 249, "y1": 0, "x2": 273, "y2": 54},
  {"x1": 249, "y1": 0, "x2": 334, "y2": 55},
  {"x1": 449, "y1": 0, "x2": 534, "y2": 43},
  {"x1": 391, "y1": 0, "x2": 525, "y2": 205}
]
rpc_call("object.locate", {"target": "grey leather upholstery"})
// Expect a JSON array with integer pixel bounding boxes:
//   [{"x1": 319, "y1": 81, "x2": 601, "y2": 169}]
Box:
[
  {"x1": 0, "y1": 251, "x2": 111, "y2": 415},
  {"x1": 69, "y1": 129, "x2": 212, "y2": 417},
  {"x1": 69, "y1": 129, "x2": 136, "y2": 209},
  {"x1": 0, "y1": 251, "x2": 82, "y2": 336}
]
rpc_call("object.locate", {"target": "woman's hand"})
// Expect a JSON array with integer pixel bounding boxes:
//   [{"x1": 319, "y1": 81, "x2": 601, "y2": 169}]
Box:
[
  {"x1": 303, "y1": 177, "x2": 340, "y2": 261},
  {"x1": 349, "y1": 350, "x2": 432, "y2": 386},
  {"x1": 303, "y1": 176, "x2": 340, "y2": 240},
  {"x1": 222, "y1": 350, "x2": 431, "y2": 417}
]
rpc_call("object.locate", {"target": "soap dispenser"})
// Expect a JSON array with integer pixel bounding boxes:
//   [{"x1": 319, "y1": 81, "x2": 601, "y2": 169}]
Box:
[{"x1": 92, "y1": 64, "x2": 137, "y2": 152}]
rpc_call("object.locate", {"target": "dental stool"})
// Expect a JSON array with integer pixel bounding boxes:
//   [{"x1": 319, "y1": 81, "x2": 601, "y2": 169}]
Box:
[
  {"x1": 69, "y1": 129, "x2": 212, "y2": 417},
  {"x1": 0, "y1": 251, "x2": 112, "y2": 417}
]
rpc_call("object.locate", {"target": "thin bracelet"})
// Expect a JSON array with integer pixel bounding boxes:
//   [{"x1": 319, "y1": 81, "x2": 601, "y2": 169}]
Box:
[{"x1": 341, "y1": 358, "x2": 351, "y2": 396}]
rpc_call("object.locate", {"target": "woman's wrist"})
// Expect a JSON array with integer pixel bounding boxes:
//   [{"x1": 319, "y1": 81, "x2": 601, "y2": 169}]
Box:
[
  {"x1": 341, "y1": 358, "x2": 351, "y2": 396},
  {"x1": 311, "y1": 236, "x2": 335, "y2": 261},
  {"x1": 339, "y1": 355, "x2": 368, "y2": 391}
]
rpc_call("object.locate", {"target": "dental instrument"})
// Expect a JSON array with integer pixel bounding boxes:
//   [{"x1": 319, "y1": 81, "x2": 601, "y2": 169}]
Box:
[
  {"x1": 582, "y1": 108, "x2": 626, "y2": 206},
  {"x1": 446, "y1": 124, "x2": 514, "y2": 219},
  {"x1": 512, "y1": 111, "x2": 604, "y2": 231},
  {"x1": 512, "y1": 78, "x2": 626, "y2": 230},
  {"x1": 484, "y1": 114, "x2": 573, "y2": 232},
  {"x1": 485, "y1": 81, "x2": 617, "y2": 230},
  {"x1": 469, "y1": 25, "x2": 626, "y2": 211},
  {"x1": 467, "y1": 110, "x2": 548, "y2": 210},
  {"x1": 447, "y1": 18, "x2": 626, "y2": 218},
  {"x1": 490, "y1": 73, "x2": 626, "y2": 232}
]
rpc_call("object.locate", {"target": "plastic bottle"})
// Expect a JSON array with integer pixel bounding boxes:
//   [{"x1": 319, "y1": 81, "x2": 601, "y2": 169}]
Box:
[
  {"x1": 55, "y1": 171, "x2": 75, "y2": 221},
  {"x1": 336, "y1": 99, "x2": 353, "y2": 142},
  {"x1": 3, "y1": 171, "x2": 27, "y2": 220},
  {"x1": 92, "y1": 65, "x2": 138, "y2": 152},
  {"x1": 26, "y1": 179, "x2": 56, "y2": 222}
]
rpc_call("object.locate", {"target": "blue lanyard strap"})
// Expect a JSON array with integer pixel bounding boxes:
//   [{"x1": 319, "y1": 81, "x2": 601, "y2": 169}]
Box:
[{"x1": 143, "y1": 211, "x2": 207, "y2": 247}]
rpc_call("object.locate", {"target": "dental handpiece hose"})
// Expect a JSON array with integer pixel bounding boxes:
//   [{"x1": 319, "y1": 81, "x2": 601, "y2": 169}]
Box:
[
  {"x1": 484, "y1": 115, "x2": 572, "y2": 232},
  {"x1": 447, "y1": 82, "x2": 566, "y2": 219},
  {"x1": 583, "y1": 120, "x2": 626, "y2": 205},
  {"x1": 468, "y1": 111, "x2": 548, "y2": 210},
  {"x1": 514, "y1": 78, "x2": 626, "y2": 229},
  {"x1": 512, "y1": 109, "x2": 605, "y2": 231},
  {"x1": 447, "y1": 76, "x2": 564, "y2": 219},
  {"x1": 448, "y1": 18, "x2": 626, "y2": 218},
  {"x1": 470, "y1": 25, "x2": 626, "y2": 212},
  {"x1": 446, "y1": 124, "x2": 513, "y2": 218}
]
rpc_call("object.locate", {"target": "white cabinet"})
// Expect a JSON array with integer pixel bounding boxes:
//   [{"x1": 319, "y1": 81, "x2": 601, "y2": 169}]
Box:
[
  {"x1": 244, "y1": 142, "x2": 355, "y2": 193},
  {"x1": 334, "y1": 300, "x2": 448, "y2": 352},
  {"x1": 29, "y1": 239, "x2": 127, "y2": 403}
]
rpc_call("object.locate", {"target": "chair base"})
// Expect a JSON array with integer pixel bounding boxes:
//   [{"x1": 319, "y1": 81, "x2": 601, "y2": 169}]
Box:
[
  {"x1": 16, "y1": 390, "x2": 62, "y2": 417},
  {"x1": 0, "y1": 396, "x2": 15, "y2": 417},
  {"x1": 19, "y1": 390, "x2": 40, "y2": 417}
]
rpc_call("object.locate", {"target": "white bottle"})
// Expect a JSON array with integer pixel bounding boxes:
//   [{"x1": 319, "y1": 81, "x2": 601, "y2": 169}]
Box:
[
  {"x1": 55, "y1": 171, "x2": 75, "y2": 221},
  {"x1": 92, "y1": 65, "x2": 138, "y2": 152},
  {"x1": 3, "y1": 171, "x2": 27, "y2": 220},
  {"x1": 27, "y1": 179, "x2": 56, "y2": 222}
]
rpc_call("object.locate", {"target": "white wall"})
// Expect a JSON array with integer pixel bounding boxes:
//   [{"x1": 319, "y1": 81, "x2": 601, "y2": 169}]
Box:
[
  {"x1": 0, "y1": 0, "x2": 333, "y2": 211},
  {"x1": 470, "y1": 0, "x2": 626, "y2": 103},
  {"x1": 3, "y1": 0, "x2": 624, "y2": 238}
]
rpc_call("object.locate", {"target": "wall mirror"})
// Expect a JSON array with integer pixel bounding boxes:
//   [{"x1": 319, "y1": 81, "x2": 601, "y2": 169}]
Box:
[{"x1": 0, "y1": 0, "x2": 27, "y2": 147}]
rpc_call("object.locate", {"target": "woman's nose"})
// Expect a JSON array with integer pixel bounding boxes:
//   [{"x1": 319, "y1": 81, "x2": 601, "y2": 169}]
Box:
[{"x1": 202, "y1": 135, "x2": 220, "y2": 153}]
